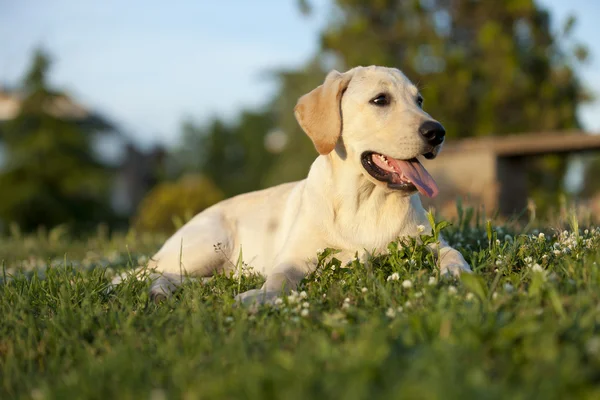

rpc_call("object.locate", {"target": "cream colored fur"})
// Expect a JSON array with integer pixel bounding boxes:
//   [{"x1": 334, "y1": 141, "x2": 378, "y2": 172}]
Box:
[{"x1": 127, "y1": 66, "x2": 471, "y2": 304}]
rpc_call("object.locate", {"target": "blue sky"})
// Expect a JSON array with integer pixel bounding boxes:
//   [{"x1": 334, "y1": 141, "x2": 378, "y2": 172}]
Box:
[{"x1": 1, "y1": 0, "x2": 599, "y2": 149}]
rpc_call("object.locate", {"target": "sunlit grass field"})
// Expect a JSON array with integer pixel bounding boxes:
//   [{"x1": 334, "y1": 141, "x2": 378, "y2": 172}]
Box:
[{"x1": 2, "y1": 208, "x2": 600, "y2": 399}]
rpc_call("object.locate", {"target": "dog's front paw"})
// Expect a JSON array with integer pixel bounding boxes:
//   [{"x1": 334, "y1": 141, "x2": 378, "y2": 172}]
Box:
[
  {"x1": 440, "y1": 261, "x2": 472, "y2": 277},
  {"x1": 439, "y1": 249, "x2": 472, "y2": 277},
  {"x1": 235, "y1": 288, "x2": 281, "y2": 306}
]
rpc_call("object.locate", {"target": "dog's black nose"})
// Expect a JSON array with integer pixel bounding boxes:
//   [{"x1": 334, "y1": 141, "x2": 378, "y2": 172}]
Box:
[{"x1": 419, "y1": 121, "x2": 445, "y2": 146}]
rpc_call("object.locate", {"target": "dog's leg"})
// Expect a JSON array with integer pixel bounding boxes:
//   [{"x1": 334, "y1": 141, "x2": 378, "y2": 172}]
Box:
[
  {"x1": 148, "y1": 213, "x2": 235, "y2": 301},
  {"x1": 147, "y1": 273, "x2": 214, "y2": 303},
  {"x1": 235, "y1": 258, "x2": 313, "y2": 305},
  {"x1": 428, "y1": 236, "x2": 471, "y2": 277},
  {"x1": 112, "y1": 213, "x2": 234, "y2": 302}
]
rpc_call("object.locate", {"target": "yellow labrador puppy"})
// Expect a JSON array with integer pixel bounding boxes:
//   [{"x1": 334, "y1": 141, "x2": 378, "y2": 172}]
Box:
[{"x1": 141, "y1": 66, "x2": 471, "y2": 303}]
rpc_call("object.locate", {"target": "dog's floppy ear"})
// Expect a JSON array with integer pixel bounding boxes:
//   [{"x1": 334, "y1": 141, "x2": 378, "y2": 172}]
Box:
[{"x1": 294, "y1": 70, "x2": 352, "y2": 155}]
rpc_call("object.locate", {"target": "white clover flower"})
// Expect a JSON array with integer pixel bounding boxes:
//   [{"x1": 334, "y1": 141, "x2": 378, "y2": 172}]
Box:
[
  {"x1": 300, "y1": 291, "x2": 308, "y2": 299},
  {"x1": 224, "y1": 316, "x2": 234, "y2": 323},
  {"x1": 428, "y1": 276, "x2": 437, "y2": 286},
  {"x1": 553, "y1": 249, "x2": 561, "y2": 256},
  {"x1": 492, "y1": 292, "x2": 498, "y2": 300},
  {"x1": 584, "y1": 229, "x2": 589, "y2": 235},
  {"x1": 387, "y1": 272, "x2": 400, "y2": 281},
  {"x1": 342, "y1": 297, "x2": 350, "y2": 310},
  {"x1": 417, "y1": 225, "x2": 425, "y2": 233},
  {"x1": 404, "y1": 300, "x2": 413, "y2": 308},
  {"x1": 396, "y1": 306, "x2": 404, "y2": 313},
  {"x1": 274, "y1": 298, "x2": 283, "y2": 306},
  {"x1": 137, "y1": 255, "x2": 148, "y2": 265},
  {"x1": 539, "y1": 232, "x2": 545, "y2": 240},
  {"x1": 331, "y1": 265, "x2": 336, "y2": 271},
  {"x1": 495, "y1": 260, "x2": 502, "y2": 265},
  {"x1": 361, "y1": 287, "x2": 368, "y2": 293},
  {"x1": 465, "y1": 292, "x2": 475, "y2": 301},
  {"x1": 300, "y1": 309, "x2": 309, "y2": 317},
  {"x1": 302, "y1": 302, "x2": 310, "y2": 309},
  {"x1": 496, "y1": 239, "x2": 501, "y2": 245},
  {"x1": 448, "y1": 286, "x2": 458, "y2": 295},
  {"x1": 586, "y1": 337, "x2": 600, "y2": 355},
  {"x1": 531, "y1": 263, "x2": 543, "y2": 272},
  {"x1": 322, "y1": 293, "x2": 327, "y2": 299},
  {"x1": 402, "y1": 279, "x2": 413, "y2": 289},
  {"x1": 414, "y1": 291, "x2": 423, "y2": 298},
  {"x1": 386, "y1": 307, "x2": 396, "y2": 318},
  {"x1": 287, "y1": 291, "x2": 299, "y2": 304},
  {"x1": 524, "y1": 256, "x2": 533, "y2": 264}
]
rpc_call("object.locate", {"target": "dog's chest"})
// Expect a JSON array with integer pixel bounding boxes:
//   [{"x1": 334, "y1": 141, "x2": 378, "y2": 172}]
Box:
[{"x1": 328, "y1": 194, "x2": 425, "y2": 252}]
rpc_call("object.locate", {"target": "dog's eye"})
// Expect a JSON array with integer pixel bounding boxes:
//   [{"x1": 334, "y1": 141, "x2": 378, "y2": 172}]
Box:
[
  {"x1": 416, "y1": 95, "x2": 424, "y2": 108},
  {"x1": 370, "y1": 93, "x2": 390, "y2": 106}
]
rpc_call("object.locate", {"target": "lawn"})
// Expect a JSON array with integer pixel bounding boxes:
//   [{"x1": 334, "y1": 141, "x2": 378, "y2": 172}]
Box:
[{"x1": 2, "y1": 209, "x2": 600, "y2": 400}]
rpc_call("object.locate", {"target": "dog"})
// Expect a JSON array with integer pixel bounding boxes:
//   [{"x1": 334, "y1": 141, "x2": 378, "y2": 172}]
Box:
[{"x1": 134, "y1": 66, "x2": 471, "y2": 304}]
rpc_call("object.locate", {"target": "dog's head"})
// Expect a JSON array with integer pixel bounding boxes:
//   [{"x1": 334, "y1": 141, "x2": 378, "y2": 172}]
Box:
[{"x1": 294, "y1": 66, "x2": 443, "y2": 198}]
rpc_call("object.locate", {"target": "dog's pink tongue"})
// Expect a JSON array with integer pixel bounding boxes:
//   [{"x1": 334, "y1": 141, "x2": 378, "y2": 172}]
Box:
[{"x1": 391, "y1": 158, "x2": 439, "y2": 198}]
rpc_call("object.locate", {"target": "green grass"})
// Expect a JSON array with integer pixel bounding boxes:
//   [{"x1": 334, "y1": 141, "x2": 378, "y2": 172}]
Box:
[{"x1": 2, "y1": 212, "x2": 600, "y2": 399}]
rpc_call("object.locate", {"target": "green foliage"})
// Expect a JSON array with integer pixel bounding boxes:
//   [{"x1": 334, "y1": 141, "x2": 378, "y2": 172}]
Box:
[
  {"x1": 0, "y1": 49, "x2": 114, "y2": 232},
  {"x1": 173, "y1": 110, "x2": 278, "y2": 197},
  {"x1": 133, "y1": 174, "x2": 224, "y2": 233},
  {"x1": 2, "y1": 215, "x2": 600, "y2": 398}
]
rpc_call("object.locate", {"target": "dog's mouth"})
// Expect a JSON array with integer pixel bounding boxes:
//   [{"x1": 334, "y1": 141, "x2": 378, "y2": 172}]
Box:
[{"x1": 361, "y1": 152, "x2": 439, "y2": 198}]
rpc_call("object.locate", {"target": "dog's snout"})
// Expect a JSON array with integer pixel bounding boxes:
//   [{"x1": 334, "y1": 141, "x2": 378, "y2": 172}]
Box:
[{"x1": 419, "y1": 121, "x2": 445, "y2": 147}]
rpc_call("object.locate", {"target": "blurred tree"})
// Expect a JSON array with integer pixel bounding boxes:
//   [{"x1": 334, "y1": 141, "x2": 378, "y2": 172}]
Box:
[
  {"x1": 173, "y1": 110, "x2": 278, "y2": 197},
  {"x1": 133, "y1": 174, "x2": 224, "y2": 234},
  {"x1": 263, "y1": 60, "x2": 332, "y2": 186},
  {"x1": 0, "y1": 49, "x2": 114, "y2": 232}
]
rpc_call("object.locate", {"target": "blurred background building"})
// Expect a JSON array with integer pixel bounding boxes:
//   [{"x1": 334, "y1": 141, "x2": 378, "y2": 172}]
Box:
[{"x1": 1, "y1": 0, "x2": 599, "y2": 233}]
